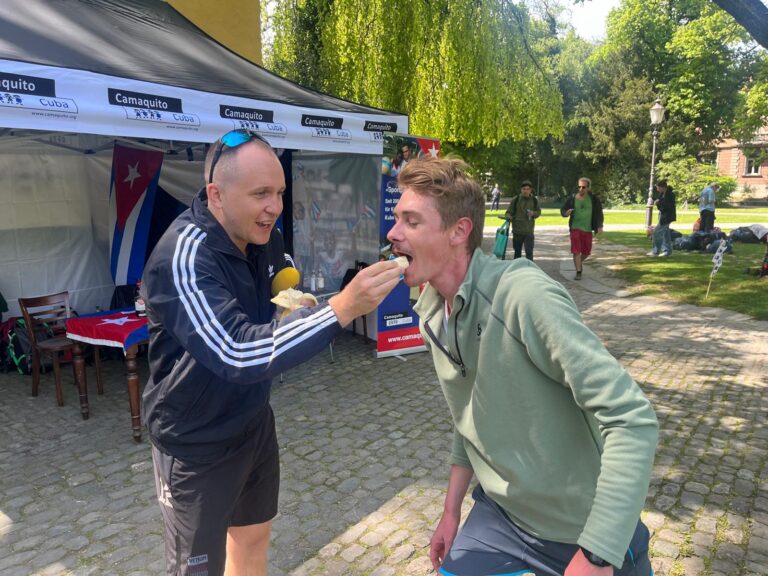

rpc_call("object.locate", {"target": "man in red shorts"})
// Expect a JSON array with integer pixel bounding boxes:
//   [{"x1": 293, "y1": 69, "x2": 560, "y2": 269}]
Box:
[{"x1": 561, "y1": 177, "x2": 604, "y2": 280}]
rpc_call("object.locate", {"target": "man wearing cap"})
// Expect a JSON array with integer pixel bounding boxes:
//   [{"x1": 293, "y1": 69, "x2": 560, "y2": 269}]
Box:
[
  {"x1": 504, "y1": 180, "x2": 541, "y2": 260},
  {"x1": 141, "y1": 130, "x2": 403, "y2": 576}
]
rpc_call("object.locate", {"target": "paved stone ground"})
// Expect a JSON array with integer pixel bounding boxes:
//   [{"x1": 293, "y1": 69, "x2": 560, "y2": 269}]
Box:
[{"x1": 1, "y1": 227, "x2": 766, "y2": 576}]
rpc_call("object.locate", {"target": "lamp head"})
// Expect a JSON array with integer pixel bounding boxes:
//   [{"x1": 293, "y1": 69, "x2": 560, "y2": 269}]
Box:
[{"x1": 650, "y1": 99, "x2": 665, "y2": 125}]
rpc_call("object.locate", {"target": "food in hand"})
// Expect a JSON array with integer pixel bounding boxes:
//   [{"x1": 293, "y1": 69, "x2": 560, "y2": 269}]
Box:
[{"x1": 271, "y1": 288, "x2": 318, "y2": 318}]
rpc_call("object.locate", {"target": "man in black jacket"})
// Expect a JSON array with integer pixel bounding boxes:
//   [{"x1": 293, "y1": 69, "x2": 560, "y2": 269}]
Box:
[
  {"x1": 141, "y1": 130, "x2": 402, "y2": 576},
  {"x1": 647, "y1": 179, "x2": 676, "y2": 257}
]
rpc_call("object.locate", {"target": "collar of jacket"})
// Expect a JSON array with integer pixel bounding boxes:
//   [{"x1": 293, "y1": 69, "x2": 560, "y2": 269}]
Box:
[
  {"x1": 190, "y1": 187, "x2": 266, "y2": 260},
  {"x1": 413, "y1": 248, "x2": 492, "y2": 321}
]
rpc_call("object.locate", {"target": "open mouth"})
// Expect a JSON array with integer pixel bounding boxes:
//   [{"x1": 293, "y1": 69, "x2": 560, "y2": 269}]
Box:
[
  {"x1": 256, "y1": 221, "x2": 274, "y2": 229},
  {"x1": 392, "y1": 247, "x2": 413, "y2": 265}
]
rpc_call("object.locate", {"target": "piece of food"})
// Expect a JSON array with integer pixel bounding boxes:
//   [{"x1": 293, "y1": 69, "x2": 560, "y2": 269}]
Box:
[
  {"x1": 271, "y1": 287, "x2": 304, "y2": 310},
  {"x1": 271, "y1": 288, "x2": 318, "y2": 318},
  {"x1": 300, "y1": 293, "x2": 318, "y2": 306},
  {"x1": 392, "y1": 255, "x2": 409, "y2": 270}
]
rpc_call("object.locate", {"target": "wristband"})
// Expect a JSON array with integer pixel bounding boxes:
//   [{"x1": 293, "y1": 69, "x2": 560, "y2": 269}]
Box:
[{"x1": 579, "y1": 546, "x2": 611, "y2": 568}]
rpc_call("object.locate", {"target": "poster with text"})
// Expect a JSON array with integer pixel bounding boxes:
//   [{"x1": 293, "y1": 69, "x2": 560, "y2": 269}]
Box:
[{"x1": 377, "y1": 133, "x2": 440, "y2": 357}]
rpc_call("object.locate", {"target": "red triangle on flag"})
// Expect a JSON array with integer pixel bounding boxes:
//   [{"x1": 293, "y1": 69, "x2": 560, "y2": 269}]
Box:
[
  {"x1": 415, "y1": 138, "x2": 441, "y2": 159},
  {"x1": 112, "y1": 144, "x2": 165, "y2": 231}
]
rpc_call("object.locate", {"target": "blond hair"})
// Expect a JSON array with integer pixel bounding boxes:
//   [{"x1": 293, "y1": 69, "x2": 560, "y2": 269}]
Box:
[{"x1": 397, "y1": 157, "x2": 486, "y2": 253}]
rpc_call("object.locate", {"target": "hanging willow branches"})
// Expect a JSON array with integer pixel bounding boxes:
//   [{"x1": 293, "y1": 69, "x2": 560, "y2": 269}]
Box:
[{"x1": 265, "y1": 0, "x2": 564, "y2": 145}]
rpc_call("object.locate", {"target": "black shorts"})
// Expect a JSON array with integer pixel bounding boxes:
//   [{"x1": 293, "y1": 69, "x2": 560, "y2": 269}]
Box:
[
  {"x1": 152, "y1": 405, "x2": 280, "y2": 576},
  {"x1": 440, "y1": 485, "x2": 652, "y2": 576}
]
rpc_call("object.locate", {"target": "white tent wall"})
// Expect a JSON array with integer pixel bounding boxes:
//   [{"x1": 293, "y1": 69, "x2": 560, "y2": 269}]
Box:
[
  {"x1": 291, "y1": 151, "x2": 381, "y2": 341},
  {"x1": 0, "y1": 139, "x2": 208, "y2": 318},
  {"x1": 0, "y1": 148, "x2": 112, "y2": 317}
]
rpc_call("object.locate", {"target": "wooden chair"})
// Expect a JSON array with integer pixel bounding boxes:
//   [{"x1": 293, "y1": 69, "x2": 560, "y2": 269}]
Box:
[{"x1": 18, "y1": 291, "x2": 101, "y2": 406}]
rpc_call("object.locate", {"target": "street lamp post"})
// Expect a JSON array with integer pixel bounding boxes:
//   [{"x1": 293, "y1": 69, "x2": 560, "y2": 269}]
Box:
[{"x1": 645, "y1": 98, "x2": 666, "y2": 229}]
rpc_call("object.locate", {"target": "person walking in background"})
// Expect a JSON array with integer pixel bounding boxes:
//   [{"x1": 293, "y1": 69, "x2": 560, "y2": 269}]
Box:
[
  {"x1": 141, "y1": 129, "x2": 402, "y2": 576},
  {"x1": 699, "y1": 182, "x2": 719, "y2": 233},
  {"x1": 560, "y1": 177, "x2": 604, "y2": 280},
  {"x1": 490, "y1": 183, "x2": 501, "y2": 210},
  {"x1": 647, "y1": 179, "x2": 676, "y2": 257},
  {"x1": 387, "y1": 157, "x2": 658, "y2": 576},
  {"x1": 504, "y1": 180, "x2": 540, "y2": 260}
]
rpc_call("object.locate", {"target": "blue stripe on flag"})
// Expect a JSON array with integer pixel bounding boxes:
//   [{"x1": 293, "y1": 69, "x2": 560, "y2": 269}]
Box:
[
  {"x1": 125, "y1": 170, "x2": 160, "y2": 284},
  {"x1": 110, "y1": 220, "x2": 124, "y2": 281}
]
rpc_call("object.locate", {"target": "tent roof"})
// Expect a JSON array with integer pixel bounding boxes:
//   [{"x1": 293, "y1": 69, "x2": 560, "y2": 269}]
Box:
[{"x1": 0, "y1": 0, "x2": 396, "y2": 115}]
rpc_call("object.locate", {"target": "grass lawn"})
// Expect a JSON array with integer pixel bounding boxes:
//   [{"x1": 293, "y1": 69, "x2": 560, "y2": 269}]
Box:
[
  {"x1": 595, "y1": 230, "x2": 768, "y2": 320},
  {"x1": 485, "y1": 207, "x2": 768, "y2": 229}
]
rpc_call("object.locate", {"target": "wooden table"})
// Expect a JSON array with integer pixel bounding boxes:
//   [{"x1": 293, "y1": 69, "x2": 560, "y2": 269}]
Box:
[{"x1": 66, "y1": 310, "x2": 148, "y2": 442}]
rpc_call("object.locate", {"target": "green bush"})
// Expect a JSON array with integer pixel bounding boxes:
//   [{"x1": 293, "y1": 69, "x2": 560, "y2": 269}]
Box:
[
  {"x1": 596, "y1": 165, "x2": 648, "y2": 207},
  {"x1": 656, "y1": 144, "x2": 736, "y2": 204}
]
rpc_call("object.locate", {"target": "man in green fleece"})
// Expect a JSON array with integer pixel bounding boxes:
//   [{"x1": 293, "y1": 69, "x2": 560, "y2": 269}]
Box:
[{"x1": 387, "y1": 157, "x2": 658, "y2": 576}]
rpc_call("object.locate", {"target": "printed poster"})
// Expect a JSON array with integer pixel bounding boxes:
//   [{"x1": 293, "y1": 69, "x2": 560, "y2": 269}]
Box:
[{"x1": 376, "y1": 133, "x2": 440, "y2": 357}]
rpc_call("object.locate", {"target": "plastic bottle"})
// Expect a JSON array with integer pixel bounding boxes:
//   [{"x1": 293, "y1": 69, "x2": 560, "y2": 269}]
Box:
[
  {"x1": 309, "y1": 270, "x2": 317, "y2": 292},
  {"x1": 134, "y1": 280, "x2": 146, "y2": 317},
  {"x1": 317, "y1": 270, "x2": 325, "y2": 291}
]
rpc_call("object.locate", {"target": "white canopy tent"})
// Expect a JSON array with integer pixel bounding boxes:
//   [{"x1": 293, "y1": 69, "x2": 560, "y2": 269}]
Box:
[{"x1": 0, "y1": 0, "x2": 407, "y2": 317}]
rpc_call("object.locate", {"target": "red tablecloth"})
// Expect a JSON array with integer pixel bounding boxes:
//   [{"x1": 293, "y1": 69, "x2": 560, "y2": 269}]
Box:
[{"x1": 66, "y1": 309, "x2": 148, "y2": 351}]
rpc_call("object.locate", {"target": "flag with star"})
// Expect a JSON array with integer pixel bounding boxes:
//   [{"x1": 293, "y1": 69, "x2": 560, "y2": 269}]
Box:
[
  {"x1": 65, "y1": 310, "x2": 148, "y2": 351},
  {"x1": 109, "y1": 144, "x2": 165, "y2": 285},
  {"x1": 415, "y1": 137, "x2": 441, "y2": 159}
]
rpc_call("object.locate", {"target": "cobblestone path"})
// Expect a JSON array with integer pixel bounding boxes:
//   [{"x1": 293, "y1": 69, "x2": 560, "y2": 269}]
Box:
[{"x1": 0, "y1": 228, "x2": 765, "y2": 575}]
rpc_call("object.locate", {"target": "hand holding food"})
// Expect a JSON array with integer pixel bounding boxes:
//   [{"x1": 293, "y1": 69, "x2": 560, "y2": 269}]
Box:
[
  {"x1": 328, "y1": 260, "x2": 403, "y2": 327},
  {"x1": 271, "y1": 288, "x2": 318, "y2": 318}
]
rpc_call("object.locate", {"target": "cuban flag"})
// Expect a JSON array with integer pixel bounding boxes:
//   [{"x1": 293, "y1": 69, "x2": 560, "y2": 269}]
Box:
[
  {"x1": 66, "y1": 310, "x2": 148, "y2": 352},
  {"x1": 109, "y1": 144, "x2": 165, "y2": 285},
  {"x1": 361, "y1": 200, "x2": 377, "y2": 220},
  {"x1": 311, "y1": 199, "x2": 322, "y2": 222},
  {"x1": 415, "y1": 137, "x2": 441, "y2": 159}
]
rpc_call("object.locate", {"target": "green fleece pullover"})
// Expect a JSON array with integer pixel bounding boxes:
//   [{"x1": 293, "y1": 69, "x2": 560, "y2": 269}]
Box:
[{"x1": 413, "y1": 249, "x2": 658, "y2": 568}]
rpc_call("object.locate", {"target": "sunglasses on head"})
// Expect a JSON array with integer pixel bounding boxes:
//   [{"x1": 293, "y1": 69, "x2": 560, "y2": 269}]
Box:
[{"x1": 208, "y1": 129, "x2": 271, "y2": 184}]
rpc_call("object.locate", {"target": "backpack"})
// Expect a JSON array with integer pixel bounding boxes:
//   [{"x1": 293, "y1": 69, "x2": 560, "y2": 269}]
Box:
[
  {"x1": 5, "y1": 317, "x2": 53, "y2": 375},
  {"x1": 0, "y1": 317, "x2": 14, "y2": 372}
]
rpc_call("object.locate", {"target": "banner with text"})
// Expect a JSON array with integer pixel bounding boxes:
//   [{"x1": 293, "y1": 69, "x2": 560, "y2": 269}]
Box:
[
  {"x1": 376, "y1": 133, "x2": 440, "y2": 357},
  {"x1": 0, "y1": 59, "x2": 406, "y2": 155}
]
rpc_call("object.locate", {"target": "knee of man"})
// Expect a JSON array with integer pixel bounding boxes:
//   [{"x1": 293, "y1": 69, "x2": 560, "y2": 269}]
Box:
[{"x1": 228, "y1": 523, "x2": 272, "y2": 548}]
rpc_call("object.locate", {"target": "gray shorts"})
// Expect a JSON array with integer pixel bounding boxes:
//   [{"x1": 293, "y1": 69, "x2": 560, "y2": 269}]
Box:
[
  {"x1": 439, "y1": 485, "x2": 653, "y2": 576},
  {"x1": 151, "y1": 405, "x2": 280, "y2": 576}
]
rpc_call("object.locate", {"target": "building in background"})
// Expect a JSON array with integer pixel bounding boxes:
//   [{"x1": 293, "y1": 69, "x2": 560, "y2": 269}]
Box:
[
  {"x1": 168, "y1": 0, "x2": 262, "y2": 65},
  {"x1": 715, "y1": 127, "x2": 768, "y2": 202}
]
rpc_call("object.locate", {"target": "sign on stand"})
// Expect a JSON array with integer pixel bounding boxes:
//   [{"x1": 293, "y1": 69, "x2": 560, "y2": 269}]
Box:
[{"x1": 376, "y1": 133, "x2": 440, "y2": 357}]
